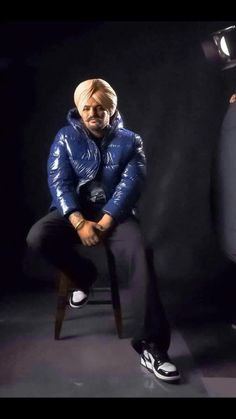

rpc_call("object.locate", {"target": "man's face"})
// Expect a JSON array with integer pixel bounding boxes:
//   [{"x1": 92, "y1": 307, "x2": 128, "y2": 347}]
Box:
[{"x1": 80, "y1": 97, "x2": 110, "y2": 137}]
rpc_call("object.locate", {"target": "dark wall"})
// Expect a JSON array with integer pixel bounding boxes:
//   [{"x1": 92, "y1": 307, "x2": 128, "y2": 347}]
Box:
[{"x1": 2, "y1": 21, "x2": 236, "y2": 298}]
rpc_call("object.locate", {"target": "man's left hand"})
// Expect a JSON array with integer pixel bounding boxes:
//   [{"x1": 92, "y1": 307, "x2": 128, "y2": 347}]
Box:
[{"x1": 95, "y1": 214, "x2": 114, "y2": 238}]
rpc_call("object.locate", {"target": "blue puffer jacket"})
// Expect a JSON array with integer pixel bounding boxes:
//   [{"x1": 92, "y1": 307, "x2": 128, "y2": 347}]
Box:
[{"x1": 47, "y1": 108, "x2": 146, "y2": 222}]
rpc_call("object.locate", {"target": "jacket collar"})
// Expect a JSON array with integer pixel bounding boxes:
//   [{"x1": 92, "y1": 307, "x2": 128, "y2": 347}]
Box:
[{"x1": 67, "y1": 107, "x2": 124, "y2": 138}]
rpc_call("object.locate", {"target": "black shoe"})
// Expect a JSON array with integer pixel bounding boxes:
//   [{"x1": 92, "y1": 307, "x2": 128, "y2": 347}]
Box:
[
  {"x1": 141, "y1": 342, "x2": 180, "y2": 382},
  {"x1": 69, "y1": 289, "x2": 89, "y2": 308}
]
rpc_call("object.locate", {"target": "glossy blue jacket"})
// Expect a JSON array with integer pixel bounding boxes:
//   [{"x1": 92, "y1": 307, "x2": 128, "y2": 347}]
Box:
[{"x1": 47, "y1": 108, "x2": 146, "y2": 222}]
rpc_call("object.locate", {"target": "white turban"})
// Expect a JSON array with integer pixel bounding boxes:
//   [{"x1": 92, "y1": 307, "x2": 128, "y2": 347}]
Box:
[{"x1": 74, "y1": 78, "x2": 117, "y2": 116}]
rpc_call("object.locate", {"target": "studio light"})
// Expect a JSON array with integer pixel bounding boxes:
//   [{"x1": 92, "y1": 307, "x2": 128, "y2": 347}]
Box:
[{"x1": 202, "y1": 25, "x2": 236, "y2": 70}]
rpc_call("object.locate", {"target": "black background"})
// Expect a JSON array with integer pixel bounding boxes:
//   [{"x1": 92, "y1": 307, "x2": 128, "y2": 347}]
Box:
[{"x1": 2, "y1": 19, "x2": 236, "y2": 314}]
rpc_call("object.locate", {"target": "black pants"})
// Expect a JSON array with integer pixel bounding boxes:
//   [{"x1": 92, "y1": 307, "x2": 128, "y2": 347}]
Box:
[{"x1": 26, "y1": 209, "x2": 170, "y2": 353}]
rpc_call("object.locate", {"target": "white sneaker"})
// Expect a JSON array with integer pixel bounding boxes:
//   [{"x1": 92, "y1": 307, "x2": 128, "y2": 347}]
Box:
[{"x1": 69, "y1": 290, "x2": 88, "y2": 308}]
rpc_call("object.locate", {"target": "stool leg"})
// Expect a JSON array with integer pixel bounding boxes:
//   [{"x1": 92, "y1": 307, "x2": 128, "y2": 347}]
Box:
[
  {"x1": 112, "y1": 296, "x2": 122, "y2": 339},
  {"x1": 106, "y1": 247, "x2": 122, "y2": 338},
  {"x1": 54, "y1": 273, "x2": 70, "y2": 340}
]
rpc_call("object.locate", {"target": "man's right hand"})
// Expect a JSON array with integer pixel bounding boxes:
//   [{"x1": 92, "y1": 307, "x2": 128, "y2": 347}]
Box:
[
  {"x1": 77, "y1": 220, "x2": 102, "y2": 246},
  {"x1": 68, "y1": 211, "x2": 104, "y2": 246}
]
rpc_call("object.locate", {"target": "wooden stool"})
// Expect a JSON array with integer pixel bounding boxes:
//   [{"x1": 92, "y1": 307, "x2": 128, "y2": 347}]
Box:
[{"x1": 54, "y1": 246, "x2": 122, "y2": 340}]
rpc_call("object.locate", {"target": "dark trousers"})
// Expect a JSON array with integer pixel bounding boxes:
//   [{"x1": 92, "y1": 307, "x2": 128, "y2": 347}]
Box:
[{"x1": 27, "y1": 209, "x2": 170, "y2": 353}]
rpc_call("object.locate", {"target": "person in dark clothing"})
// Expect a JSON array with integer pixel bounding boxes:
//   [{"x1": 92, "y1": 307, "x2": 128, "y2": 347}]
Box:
[
  {"x1": 27, "y1": 78, "x2": 180, "y2": 382},
  {"x1": 215, "y1": 92, "x2": 236, "y2": 329}
]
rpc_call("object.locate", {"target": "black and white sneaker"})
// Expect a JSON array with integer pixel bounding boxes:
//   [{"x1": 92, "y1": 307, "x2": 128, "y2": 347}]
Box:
[
  {"x1": 141, "y1": 342, "x2": 180, "y2": 382},
  {"x1": 69, "y1": 290, "x2": 89, "y2": 308}
]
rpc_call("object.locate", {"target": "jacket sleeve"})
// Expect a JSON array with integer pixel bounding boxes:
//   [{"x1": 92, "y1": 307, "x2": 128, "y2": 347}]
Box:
[
  {"x1": 47, "y1": 129, "x2": 81, "y2": 216},
  {"x1": 102, "y1": 134, "x2": 146, "y2": 221}
]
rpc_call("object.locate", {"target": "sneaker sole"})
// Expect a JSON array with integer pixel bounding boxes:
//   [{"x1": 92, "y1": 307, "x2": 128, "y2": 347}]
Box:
[
  {"x1": 69, "y1": 297, "x2": 88, "y2": 309},
  {"x1": 141, "y1": 356, "x2": 180, "y2": 382}
]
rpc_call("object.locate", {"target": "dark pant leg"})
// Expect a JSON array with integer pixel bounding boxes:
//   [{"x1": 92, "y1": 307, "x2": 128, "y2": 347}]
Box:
[
  {"x1": 26, "y1": 209, "x2": 97, "y2": 292},
  {"x1": 106, "y1": 217, "x2": 170, "y2": 354}
]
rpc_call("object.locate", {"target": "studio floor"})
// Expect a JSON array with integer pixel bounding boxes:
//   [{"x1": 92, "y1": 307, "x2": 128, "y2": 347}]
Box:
[{"x1": 0, "y1": 278, "x2": 236, "y2": 398}]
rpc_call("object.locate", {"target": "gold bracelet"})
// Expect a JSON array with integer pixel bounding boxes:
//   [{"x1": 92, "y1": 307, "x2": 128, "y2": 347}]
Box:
[{"x1": 75, "y1": 219, "x2": 85, "y2": 231}]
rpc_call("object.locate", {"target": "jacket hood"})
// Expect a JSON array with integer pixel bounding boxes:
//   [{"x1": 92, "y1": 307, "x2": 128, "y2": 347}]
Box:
[{"x1": 66, "y1": 107, "x2": 124, "y2": 133}]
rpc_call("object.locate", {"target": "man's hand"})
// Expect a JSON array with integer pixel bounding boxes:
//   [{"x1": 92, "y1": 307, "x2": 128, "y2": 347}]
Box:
[
  {"x1": 68, "y1": 211, "x2": 114, "y2": 245},
  {"x1": 77, "y1": 220, "x2": 101, "y2": 246},
  {"x1": 229, "y1": 93, "x2": 236, "y2": 104},
  {"x1": 69, "y1": 211, "x2": 101, "y2": 246},
  {"x1": 95, "y1": 214, "x2": 114, "y2": 239}
]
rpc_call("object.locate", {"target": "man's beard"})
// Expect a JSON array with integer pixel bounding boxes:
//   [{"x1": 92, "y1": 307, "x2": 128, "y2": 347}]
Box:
[{"x1": 87, "y1": 120, "x2": 105, "y2": 138}]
